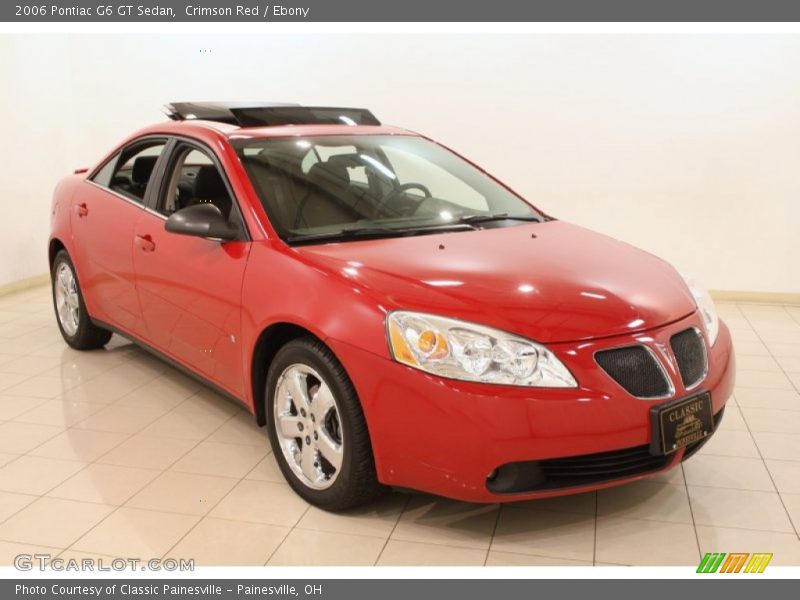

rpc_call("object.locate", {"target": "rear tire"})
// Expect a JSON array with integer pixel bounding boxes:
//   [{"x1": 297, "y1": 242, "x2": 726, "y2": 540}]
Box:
[
  {"x1": 265, "y1": 336, "x2": 386, "y2": 511},
  {"x1": 51, "y1": 249, "x2": 112, "y2": 350}
]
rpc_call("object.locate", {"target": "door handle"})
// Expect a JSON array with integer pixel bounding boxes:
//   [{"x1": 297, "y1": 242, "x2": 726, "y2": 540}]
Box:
[
  {"x1": 134, "y1": 233, "x2": 156, "y2": 252},
  {"x1": 74, "y1": 202, "x2": 88, "y2": 218}
]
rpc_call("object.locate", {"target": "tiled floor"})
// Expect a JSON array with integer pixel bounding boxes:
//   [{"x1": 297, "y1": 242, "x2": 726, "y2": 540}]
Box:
[{"x1": 1, "y1": 285, "x2": 800, "y2": 566}]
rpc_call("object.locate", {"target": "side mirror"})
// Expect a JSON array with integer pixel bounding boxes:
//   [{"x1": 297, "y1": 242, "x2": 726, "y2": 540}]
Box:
[{"x1": 165, "y1": 204, "x2": 239, "y2": 241}]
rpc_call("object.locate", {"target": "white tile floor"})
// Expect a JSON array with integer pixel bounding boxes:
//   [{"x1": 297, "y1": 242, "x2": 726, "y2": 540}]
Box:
[{"x1": 1, "y1": 285, "x2": 799, "y2": 566}]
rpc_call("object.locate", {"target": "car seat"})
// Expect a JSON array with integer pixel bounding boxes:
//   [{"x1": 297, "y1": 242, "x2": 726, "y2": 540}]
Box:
[
  {"x1": 129, "y1": 155, "x2": 159, "y2": 199},
  {"x1": 190, "y1": 166, "x2": 232, "y2": 219}
]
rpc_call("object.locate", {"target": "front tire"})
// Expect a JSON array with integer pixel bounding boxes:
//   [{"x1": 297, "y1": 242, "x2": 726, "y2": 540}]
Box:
[
  {"x1": 266, "y1": 337, "x2": 386, "y2": 511},
  {"x1": 51, "y1": 250, "x2": 112, "y2": 350}
]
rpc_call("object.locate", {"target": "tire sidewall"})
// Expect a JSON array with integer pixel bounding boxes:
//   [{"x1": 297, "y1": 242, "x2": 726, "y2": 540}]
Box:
[
  {"x1": 265, "y1": 341, "x2": 360, "y2": 507},
  {"x1": 51, "y1": 250, "x2": 88, "y2": 346}
]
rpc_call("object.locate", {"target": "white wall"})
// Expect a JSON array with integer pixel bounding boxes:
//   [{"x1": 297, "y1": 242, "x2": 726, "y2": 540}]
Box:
[{"x1": 1, "y1": 34, "x2": 799, "y2": 293}]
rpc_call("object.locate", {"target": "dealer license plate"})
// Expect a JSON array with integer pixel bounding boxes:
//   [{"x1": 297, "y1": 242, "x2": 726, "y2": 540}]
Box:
[{"x1": 650, "y1": 393, "x2": 713, "y2": 455}]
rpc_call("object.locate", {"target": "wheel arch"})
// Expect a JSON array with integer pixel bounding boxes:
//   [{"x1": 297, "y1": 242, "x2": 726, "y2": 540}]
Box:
[
  {"x1": 48, "y1": 238, "x2": 67, "y2": 269},
  {"x1": 251, "y1": 321, "x2": 327, "y2": 427}
]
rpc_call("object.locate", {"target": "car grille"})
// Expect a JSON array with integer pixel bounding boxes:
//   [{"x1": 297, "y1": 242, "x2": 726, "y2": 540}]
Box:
[
  {"x1": 540, "y1": 445, "x2": 671, "y2": 484},
  {"x1": 486, "y1": 407, "x2": 724, "y2": 494},
  {"x1": 595, "y1": 346, "x2": 670, "y2": 398},
  {"x1": 486, "y1": 444, "x2": 671, "y2": 494},
  {"x1": 671, "y1": 328, "x2": 707, "y2": 389}
]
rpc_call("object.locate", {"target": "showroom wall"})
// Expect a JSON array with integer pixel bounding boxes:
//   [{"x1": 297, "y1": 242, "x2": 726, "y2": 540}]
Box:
[{"x1": 1, "y1": 34, "x2": 799, "y2": 293}]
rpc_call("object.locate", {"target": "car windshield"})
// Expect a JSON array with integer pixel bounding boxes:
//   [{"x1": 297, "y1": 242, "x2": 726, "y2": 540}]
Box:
[{"x1": 234, "y1": 135, "x2": 543, "y2": 243}]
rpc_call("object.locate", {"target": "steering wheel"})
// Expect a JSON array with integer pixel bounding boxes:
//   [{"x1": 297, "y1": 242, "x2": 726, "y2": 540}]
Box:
[{"x1": 378, "y1": 182, "x2": 432, "y2": 216}]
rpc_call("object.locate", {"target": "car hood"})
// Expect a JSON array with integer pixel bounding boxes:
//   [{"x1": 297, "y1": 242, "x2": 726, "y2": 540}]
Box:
[{"x1": 294, "y1": 220, "x2": 697, "y2": 344}]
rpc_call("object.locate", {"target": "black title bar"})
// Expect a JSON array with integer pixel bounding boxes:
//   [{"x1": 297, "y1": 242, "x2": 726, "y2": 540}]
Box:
[
  {"x1": 3, "y1": 578, "x2": 793, "y2": 600},
  {"x1": 6, "y1": 0, "x2": 800, "y2": 22}
]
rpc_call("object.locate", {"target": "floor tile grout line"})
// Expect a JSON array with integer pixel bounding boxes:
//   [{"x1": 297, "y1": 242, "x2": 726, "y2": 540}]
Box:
[
  {"x1": 0, "y1": 386, "x2": 170, "y2": 511},
  {"x1": 55, "y1": 548, "x2": 117, "y2": 561},
  {"x1": 0, "y1": 492, "x2": 310, "y2": 551},
  {"x1": 735, "y1": 404, "x2": 800, "y2": 415},
  {"x1": 0, "y1": 331, "x2": 133, "y2": 395},
  {"x1": 5, "y1": 346, "x2": 175, "y2": 473},
  {"x1": 5, "y1": 476, "x2": 792, "y2": 530},
  {"x1": 507, "y1": 509, "x2": 796, "y2": 536},
  {"x1": 1, "y1": 455, "x2": 227, "y2": 550},
  {"x1": 0, "y1": 492, "x2": 239, "y2": 518},
  {"x1": 372, "y1": 493, "x2": 411, "y2": 566},
  {"x1": 151, "y1": 407, "x2": 265, "y2": 559},
  {"x1": 592, "y1": 490, "x2": 598, "y2": 566},
  {"x1": 484, "y1": 547, "x2": 599, "y2": 566},
  {"x1": 260, "y1": 527, "x2": 295, "y2": 567},
  {"x1": 0, "y1": 492, "x2": 40, "y2": 528},
  {"x1": 678, "y1": 481, "x2": 788, "y2": 493},
  {"x1": 61, "y1": 403, "x2": 244, "y2": 558},
  {"x1": 75, "y1": 364, "x2": 244, "y2": 472},
  {"x1": 736, "y1": 305, "x2": 800, "y2": 540},
  {"x1": 290, "y1": 521, "x2": 405, "y2": 541},
  {"x1": 483, "y1": 502, "x2": 503, "y2": 567},
  {"x1": 683, "y1": 463, "x2": 703, "y2": 561},
  {"x1": 737, "y1": 302, "x2": 800, "y2": 411},
  {"x1": 158, "y1": 461, "x2": 252, "y2": 561},
  {"x1": 263, "y1": 504, "x2": 313, "y2": 566}
]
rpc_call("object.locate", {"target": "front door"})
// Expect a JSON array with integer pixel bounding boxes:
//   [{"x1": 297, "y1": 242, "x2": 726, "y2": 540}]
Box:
[{"x1": 132, "y1": 140, "x2": 250, "y2": 397}]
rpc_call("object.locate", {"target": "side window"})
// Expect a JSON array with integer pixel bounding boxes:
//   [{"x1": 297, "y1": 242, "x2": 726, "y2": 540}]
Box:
[
  {"x1": 92, "y1": 140, "x2": 166, "y2": 204},
  {"x1": 157, "y1": 144, "x2": 236, "y2": 224},
  {"x1": 91, "y1": 152, "x2": 120, "y2": 187}
]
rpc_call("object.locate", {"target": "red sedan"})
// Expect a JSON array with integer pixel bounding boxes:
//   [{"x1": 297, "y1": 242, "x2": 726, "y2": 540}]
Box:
[{"x1": 49, "y1": 102, "x2": 735, "y2": 510}]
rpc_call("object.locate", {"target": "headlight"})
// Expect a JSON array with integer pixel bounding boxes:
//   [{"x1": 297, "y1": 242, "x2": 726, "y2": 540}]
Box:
[
  {"x1": 683, "y1": 276, "x2": 719, "y2": 346},
  {"x1": 387, "y1": 311, "x2": 577, "y2": 387}
]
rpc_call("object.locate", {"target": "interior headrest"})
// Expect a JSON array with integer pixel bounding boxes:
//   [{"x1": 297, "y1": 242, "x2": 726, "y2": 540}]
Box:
[
  {"x1": 131, "y1": 155, "x2": 159, "y2": 184},
  {"x1": 193, "y1": 165, "x2": 228, "y2": 199},
  {"x1": 326, "y1": 154, "x2": 362, "y2": 169},
  {"x1": 308, "y1": 160, "x2": 349, "y2": 186}
]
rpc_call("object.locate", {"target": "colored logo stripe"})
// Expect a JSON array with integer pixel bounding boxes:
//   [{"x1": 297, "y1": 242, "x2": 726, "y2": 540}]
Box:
[
  {"x1": 697, "y1": 552, "x2": 726, "y2": 573},
  {"x1": 720, "y1": 553, "x2": 749, "y2": 573},
  {"x1": 697, "y1": 552, "x2": 773, "y2": 573},
  {"x1": 744, "y1": 553, "x2": 773, "y2": 573}
]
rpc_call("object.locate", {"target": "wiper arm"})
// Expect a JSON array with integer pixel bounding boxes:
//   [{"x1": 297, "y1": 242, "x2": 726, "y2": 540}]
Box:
[
  {"x1": 287, "y1": 227, "x2": 396, "y2": 244},
  {"x1": 458, "y1": 213, "x2": 542, "y2": 225},
  {"x1": 286, "y1": 223, "x2": 475, "y2": 245}
]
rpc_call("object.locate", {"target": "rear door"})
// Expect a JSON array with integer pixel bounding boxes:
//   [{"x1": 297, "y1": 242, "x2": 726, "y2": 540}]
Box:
[
  {"x1": 71, "y1": 138, "x2": 168, "y2": 335},
  {"x1": 132, "y1": 138, "x2": 250, "y2": 397}
]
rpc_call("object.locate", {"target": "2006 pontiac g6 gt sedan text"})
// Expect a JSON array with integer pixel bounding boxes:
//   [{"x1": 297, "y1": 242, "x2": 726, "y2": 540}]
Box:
[{"x1": 49, "y1": 102, "x2": 735, "y2": 510}]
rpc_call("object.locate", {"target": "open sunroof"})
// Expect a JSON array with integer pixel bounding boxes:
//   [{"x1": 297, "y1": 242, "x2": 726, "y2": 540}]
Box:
[{"x1": 164, "y1": 102, "x2": 381, "y2": 127}]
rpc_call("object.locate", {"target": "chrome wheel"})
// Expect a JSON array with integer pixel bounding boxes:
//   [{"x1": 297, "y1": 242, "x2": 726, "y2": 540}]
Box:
[
  {"x1": 273, "y1": 364, "x2": 344, "y2": 490},
  {"x1": 54, "y1": 262, "x2": 80, "y2": 337}
]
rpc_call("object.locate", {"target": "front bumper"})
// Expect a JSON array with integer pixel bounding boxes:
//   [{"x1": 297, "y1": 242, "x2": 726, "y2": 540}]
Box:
[{"x1": 329, "y1": 312, "x2": 735, "y2": 503}]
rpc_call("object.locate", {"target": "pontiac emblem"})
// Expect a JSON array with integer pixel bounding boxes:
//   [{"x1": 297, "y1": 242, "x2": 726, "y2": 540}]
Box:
[{"x1": 654, "y1": 342, "x2": 676, "y2": 372}]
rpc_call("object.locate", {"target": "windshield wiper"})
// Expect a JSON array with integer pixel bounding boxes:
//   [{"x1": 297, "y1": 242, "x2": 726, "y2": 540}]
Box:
[
  {"x1": 457, "y1": 213, "x2": 542, "y2": 225},
  {"x1": 286, "y1": 223, "x2": 475, "y2": 245}
]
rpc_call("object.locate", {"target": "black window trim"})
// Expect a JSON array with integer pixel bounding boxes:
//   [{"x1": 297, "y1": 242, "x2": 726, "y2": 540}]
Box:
[
  {"x1": 87, "y1": 135, "x2": 171, "y2": 207},
  {"x1": 147, "y1": 135, "x2": 251, "y2": 242}
]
